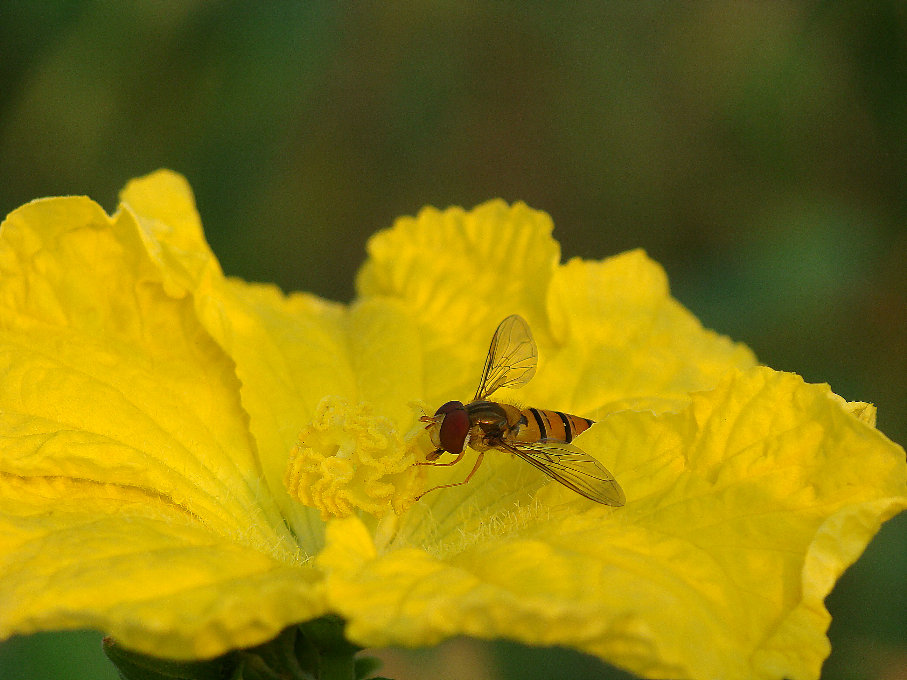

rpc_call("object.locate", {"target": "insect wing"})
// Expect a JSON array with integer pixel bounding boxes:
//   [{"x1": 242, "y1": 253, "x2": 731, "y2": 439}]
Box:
[
  {"x1": 502, "y1": 440, "x2": 626, "y2": 506},
  {"x1": 474, "y1": 314, "x2": 538, "y2": 401}
]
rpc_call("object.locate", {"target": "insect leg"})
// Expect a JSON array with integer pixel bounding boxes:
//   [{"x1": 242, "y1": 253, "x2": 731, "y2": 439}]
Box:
[
  {"x1": 415, "y1": 449, "x2": 467, "y2": 466},
  {"x1": 423, "y1": 448, "x2": 445, "y2": 462},
  {"x1": 414, "y1": 452, "x2": 486, "y2": 500}
]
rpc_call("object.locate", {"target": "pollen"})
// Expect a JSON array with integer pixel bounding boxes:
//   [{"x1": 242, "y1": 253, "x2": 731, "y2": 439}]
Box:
[{"x1": 284, "y1": 396, "x2": 422, "y2": 520}]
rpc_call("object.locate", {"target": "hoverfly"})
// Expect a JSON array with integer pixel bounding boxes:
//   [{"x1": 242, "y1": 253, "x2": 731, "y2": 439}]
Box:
[{"x1": 417, "y1": 314, "x2": 625, "y2": 505}]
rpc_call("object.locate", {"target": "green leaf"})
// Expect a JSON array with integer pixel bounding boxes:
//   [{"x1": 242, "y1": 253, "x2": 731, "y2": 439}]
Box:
[
  {"x1": 104, "y1": 618, "x2": 388, "y2": 680},
  {"x1": 354, "y1": 656, "x2": 384, "y2": 679},
  {"x1": 103, "y1": 637, "x2": 230, "y2": 680}
]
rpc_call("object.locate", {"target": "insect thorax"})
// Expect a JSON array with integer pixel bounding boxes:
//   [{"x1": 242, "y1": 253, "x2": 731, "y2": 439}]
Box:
[{"x1": 465, "y1": 401, "x2": 523, "y2": 445}]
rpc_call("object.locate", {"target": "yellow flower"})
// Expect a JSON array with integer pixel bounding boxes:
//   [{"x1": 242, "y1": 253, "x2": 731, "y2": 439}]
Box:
[{"x1": 1, "y1": 170, "x2": 904, "y2": 680}]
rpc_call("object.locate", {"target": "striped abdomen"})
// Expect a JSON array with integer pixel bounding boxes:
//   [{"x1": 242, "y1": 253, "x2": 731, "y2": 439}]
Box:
[{"x1": 517, "y1": 407, "x2": 593, "y2": 444}]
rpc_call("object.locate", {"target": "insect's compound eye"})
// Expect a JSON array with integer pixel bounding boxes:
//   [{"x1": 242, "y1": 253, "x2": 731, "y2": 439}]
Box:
[
  {"x1": 434, "y1": 400, "x2": 464, "y2": 416},
  {"x1": 438, "y1": 404, "x2": 469, "y2": 454}
]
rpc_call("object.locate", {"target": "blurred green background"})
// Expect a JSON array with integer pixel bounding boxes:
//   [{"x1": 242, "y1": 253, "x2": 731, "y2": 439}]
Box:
[{"x1": 0, "y1": 2, "x2": 904, "y2": 679}]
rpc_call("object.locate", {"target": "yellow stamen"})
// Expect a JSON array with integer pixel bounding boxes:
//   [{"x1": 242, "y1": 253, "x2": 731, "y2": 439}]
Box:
[{"x1": 284, "y1": 396, "x2": 422, "y2": 520}]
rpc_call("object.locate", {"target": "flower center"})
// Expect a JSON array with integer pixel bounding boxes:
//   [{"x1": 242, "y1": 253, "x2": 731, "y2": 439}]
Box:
[{"x1": 284, "y1": 396, "x2": 422, "y2": 520}]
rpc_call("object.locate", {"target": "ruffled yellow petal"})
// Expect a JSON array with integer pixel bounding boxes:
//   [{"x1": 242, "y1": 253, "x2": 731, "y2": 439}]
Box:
[
  {"x1": 541, "y1": 252, "x2": 757, "y2": 414},
  {"x1": 356, "y1": 200, "x2": 560, "y2": 407},
  {"x1": 0, "y1": 183, "x2": 325, "y2": 657},
  {"x1": 0, "y1": 483, "x2": 322, "y2": 659},
  {"x1": 347, "y1": 298, "x2": 424, "y2": 430},
  {"x1": 319, "y1": 366, "x2": 907, "y2": 680},
  {"x1": 120, "y1": 172, "x2": 426, "y2": 550},
  {"x1": 118, "y1": 169, "x2": 221, "y2": 294},
  {"x1": 119, "y1": 171, "x2": 353, "y2": 551},
  {"x1": 356, "y1": 201, "x2": 755, "y2": 423},
  {"x1": 352, "y1": 203, "x2": 758, "y2": 514},
  {"x1": 188, "y1": 278, "x2": 355, "y2": 552}
]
